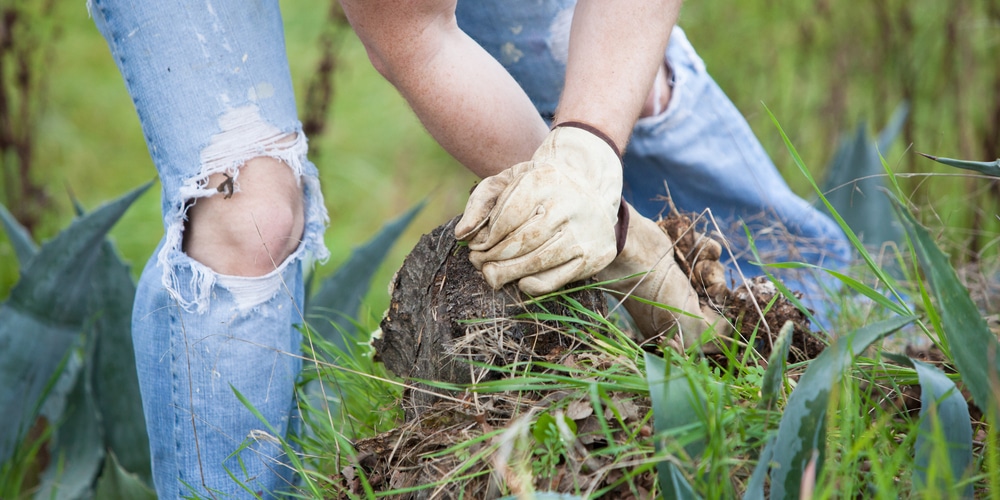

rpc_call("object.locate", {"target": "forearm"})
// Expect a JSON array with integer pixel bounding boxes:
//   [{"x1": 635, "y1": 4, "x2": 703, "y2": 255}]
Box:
[
  {"x1": 340, "y1": 0, "x2": 549, "y2": 178},
  {"x1": 556, "y1": 0, "x2": 680, "y2": 150}
]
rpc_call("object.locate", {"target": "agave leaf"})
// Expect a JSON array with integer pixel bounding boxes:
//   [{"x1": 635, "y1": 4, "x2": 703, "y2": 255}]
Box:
[
  {"x1": 766, "y1": 106, "x2": 909, "y2": 315},
  {"x1": 743, "y1": 437, "x2": 775, "y2": 500},
  {"x1": 759, "y1": 320, "x2": 795, "y2": 410},
  {"x1": 306, "y1": 200, "x2": 424, "y2": 347},
  {"x1": 0, "y1": 182, "x2": 150, "y2": 465},
  {"x1": 61, "y1": 192, "x2": 150, "y2": 484},
  {"x1": 769, "y1": 315, "x2": 914, "y2": 499},
  {"x1": 820, "y1": 108, "x2": 906, "y2": 248},
  {"x1": 918, "y1": 153, "x2": 1000, "y2": 178},
  {"x1": 884, "y1": 353, "x2": 973, "y2": 496},
  {"x1": 33, "y1": 338, "x2": 103, "y2": 500},
  {"x1": 876, "y1": 103, "x2": 909, "y2": 154},
  {"x1": 0, "y1": 308, "x2": 80, "y2": 467},
  {"x1": 0, "y1": 203, "x2": 38, "y2": 267},
  {"x1": 7, "y1": 181, "x2": 151, "y2": 325},
  {"x1": 92, "y1": 451, "x2": 156, "y2": 500},
  {"x1": 644, "y1": 351, "x2": 704, "y2": 500},
  {"x1": 889, "y1": 195, "x2": 1000, "y2": 414},
  {"x1": 88, "y1": 240, "x2": 150, "y2": 484}
]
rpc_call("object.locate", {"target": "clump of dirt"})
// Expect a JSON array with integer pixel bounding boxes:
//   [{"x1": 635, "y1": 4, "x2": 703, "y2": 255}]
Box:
[
  {"x1": 375, "y1": 216, "x2": 607, "y2": 420},
  {"x1": 719, "y1": 277, "x2": 825, "y2": 365},
  {"x1": 657, "y1": 209, "x2": 822, "y2": 367},
  {"x1": 353, "y1": 210, "x2": 826, "y2": 498}
]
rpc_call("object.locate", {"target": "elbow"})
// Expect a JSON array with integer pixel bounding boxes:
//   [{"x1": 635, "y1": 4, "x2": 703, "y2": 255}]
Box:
[
  {"x1": 356, "y1": 36, "x2": 392, "y2": 79},
  {"x1": 340, "y1": 0, "x2": 453, "y2": 82}
]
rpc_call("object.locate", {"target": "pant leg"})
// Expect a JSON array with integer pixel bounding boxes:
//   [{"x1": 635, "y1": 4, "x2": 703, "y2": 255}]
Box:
[
  {"x1": 458, "y1": 3, "x2": 850, "y2": 321},
  {"x1": 624, "y1": 27, "x2": 851, "y2": 318},
  {"x1": 89, "y1": 1, "x2": 329, "y2": 497}
]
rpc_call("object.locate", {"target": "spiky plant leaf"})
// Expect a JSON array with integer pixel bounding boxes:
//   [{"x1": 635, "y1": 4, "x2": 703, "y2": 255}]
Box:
[
  {"x1": 33, "y1": 338, "x2": 103, "y2": 500},
  {"x1": 765, "y1": 106, "x2": 909, "y2": 319},
  {"x1": 302, "y1": 202, "x2": 424, "y2": 441},
  {"x1": 644, "y1": 351, "x2": 703, "y2": 500},
  {"x1": 744, "y1": 438, "x2": 775, "y2": 500},
  {"x1": 59, "y1": 193, "x2": 150, "y2": 484},
  {"x1": 884, "y1": 353, "x2": 973, "y2": 496},
  {"x1": 889, "y1": 195, "x2": 1000, "y2": 414},
  {"x1": 88, "y1": 239, "x2": 150, "y2": 484},
  {"x1": 0, "y1": 203, "x2": 38, "y2": 267},
  {"x1": 306, "y1": 200, "x2": 424, "y2": 347},
  {"x1": 768, "y1": 316, "x2": 914, "y2": 499},
  {"x1": 92, "y1": 452, "x2": 156, "y2": 500},
  {"x1": 918, "y1": 153, "x2": 1000, "y2": 177},
  {"x1": 820, "y1": 106, "x2": 906, "y2": 248},
  {"x1": 759, "y1": 320, "x2": 795, "y2": 410},
  {"x1": 0, "y1": 182, "x2": 150, "y2": 465},
  {"x1": 6, "y1": 182, "x2": 150, "y2": 324}
]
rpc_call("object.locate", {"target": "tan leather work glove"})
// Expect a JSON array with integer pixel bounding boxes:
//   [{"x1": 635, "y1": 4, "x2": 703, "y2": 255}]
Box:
[
  {"x1": 597, "y1": 203, "x2": 730, "y2": 351},
  {"x1": 455, "y1": 123, "x2": 625, "y2": 296}
]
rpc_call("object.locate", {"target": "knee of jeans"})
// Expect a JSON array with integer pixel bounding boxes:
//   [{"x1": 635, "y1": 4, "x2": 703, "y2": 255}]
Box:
[{"x1": 158, "y1": 105, "x2": 330, "y2": 314}]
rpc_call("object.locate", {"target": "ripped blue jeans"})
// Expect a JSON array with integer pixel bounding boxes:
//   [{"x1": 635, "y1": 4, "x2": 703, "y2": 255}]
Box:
[{"x1": 91, "y1": 1, "x2": 328, "y2": 497}]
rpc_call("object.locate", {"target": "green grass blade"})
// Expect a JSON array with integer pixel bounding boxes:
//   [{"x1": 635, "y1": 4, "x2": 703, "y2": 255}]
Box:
[
  {"x1": 764, "y1": 106, "x2": 909, "y2": 313},
  {"x1": 759, "y1": 321, "x2": 794, "y2": 410},
  {"x1": 0, "y1": 203, "x2": 38, "y2": 267},
  {"x1": 306, "y1": 200, "x2": 424, "y2": 346},
  {"x1": 769, "y1": 315, "x2": 914, "y2": 499},
  {"x1": 644, "y1": 351, "x2": 705, "y2": 499},
  {"x1": 765, "y1": 261, "x2": 909, "y2": 316},
  {"x1": 889, "y1": 195, "x2": 1000, "y2": 415},
  {"x1": 917, "y1": 153, "x2": 1000, "y2": 177},
  {"x1": 820, "y1": 118, "x2": 903, "y2": 248}
]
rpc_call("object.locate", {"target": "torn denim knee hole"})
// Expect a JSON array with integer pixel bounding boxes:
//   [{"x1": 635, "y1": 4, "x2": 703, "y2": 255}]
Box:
[{"x1": 159, "y1": 105, "x2": 330, "y2": 314}]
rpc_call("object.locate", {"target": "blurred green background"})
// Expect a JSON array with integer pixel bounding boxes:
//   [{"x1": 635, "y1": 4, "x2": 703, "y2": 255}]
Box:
[{"x1": 1, "y1": 0, "x2": 998, "y2": 327}]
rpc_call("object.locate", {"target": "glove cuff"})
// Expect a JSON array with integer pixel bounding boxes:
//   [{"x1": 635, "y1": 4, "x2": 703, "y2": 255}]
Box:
[
  {"x1": 553, "y1": 121, "x2": 629, "y2": 254},
  {"x1": 553, "y1": 121, "x2": 623, "y2": 167}
]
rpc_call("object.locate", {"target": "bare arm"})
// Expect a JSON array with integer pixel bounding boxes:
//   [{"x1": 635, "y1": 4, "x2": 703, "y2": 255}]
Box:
[
  {"x1": 339, "y1": 0, "x2": 548, "y2": 178},
  {"x1": 556, "y1": 0, "x2": 679, "y2": 150},
  {"x1": 340, "y1": 0, "x2": 678, "y2": 177}
]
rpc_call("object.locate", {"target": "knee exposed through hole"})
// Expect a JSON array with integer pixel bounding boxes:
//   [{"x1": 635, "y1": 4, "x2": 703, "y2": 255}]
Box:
[{"x1": 182, "y1": 157, "x2": 305, "y2": 277}]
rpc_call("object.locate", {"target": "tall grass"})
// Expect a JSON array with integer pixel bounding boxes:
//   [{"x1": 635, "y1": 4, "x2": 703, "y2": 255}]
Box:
[{"x1": 284, "y1": 115, "x2": 998, "y2": 498}]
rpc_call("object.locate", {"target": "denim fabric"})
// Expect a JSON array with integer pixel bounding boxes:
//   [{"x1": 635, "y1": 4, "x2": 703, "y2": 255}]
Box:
[
  {"x1": 457, "y1": 4, "x2": 851, "y2": 317},
  {"x1": 90, "y1": 1, "x2": 328, "y2": 497}
]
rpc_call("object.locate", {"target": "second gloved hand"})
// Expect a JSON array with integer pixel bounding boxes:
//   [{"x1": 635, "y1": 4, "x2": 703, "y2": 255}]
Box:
[
  {"x1": 597, "y1": 203, "x2": 731, "y2": 351},
  {"x1": 455, "y1": 124, "x2": 624, "y2": 296}
]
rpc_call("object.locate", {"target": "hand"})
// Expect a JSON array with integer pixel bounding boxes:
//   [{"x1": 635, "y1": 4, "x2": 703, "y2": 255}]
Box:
[
  {"x1": 597, "y1": 203, "x2": 731, "y2": 351},
  {"x1": 455, "y1": 124, "x2": 624, "y2": 295}
]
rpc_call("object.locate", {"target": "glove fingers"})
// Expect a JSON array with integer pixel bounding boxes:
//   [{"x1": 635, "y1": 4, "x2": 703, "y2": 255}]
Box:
[
  {"x1": 690, "y1": 234, "x2": 722, "y2": 261},
  {"x1": 517, "y1": 257, "x2": 588, "y2": 296},
  {"x1": 454, "y1": 170, "x2": 515, "y2": 241},
  {"x1": 477, "y1": 234, "x2": 579, "y2": 290},
  {"x1": 467, "y1": 168, "x2": 559, "y2": 251},
  {"x1": 467, "y1": 210, "x2": 559, "y2": 269}
]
